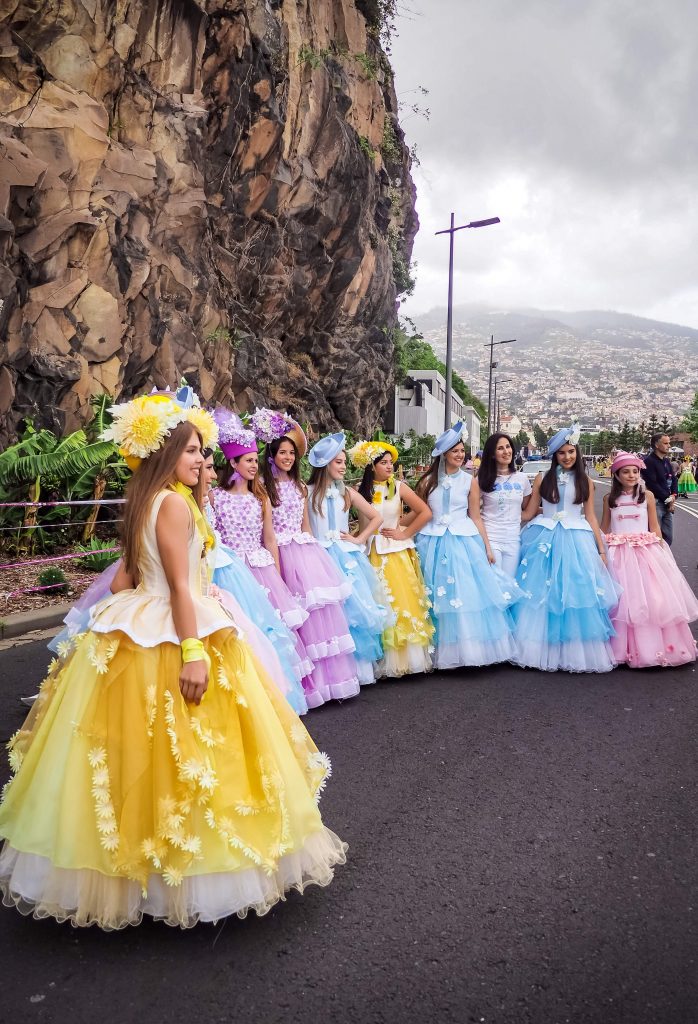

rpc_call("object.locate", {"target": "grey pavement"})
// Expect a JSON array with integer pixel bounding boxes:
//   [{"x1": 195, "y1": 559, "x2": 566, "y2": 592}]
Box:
[{"x1": 0, "y1": 482, "x2": 696, "y2": 1024}]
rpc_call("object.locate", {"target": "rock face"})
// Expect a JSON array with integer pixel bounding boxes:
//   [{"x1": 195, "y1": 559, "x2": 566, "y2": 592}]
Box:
[{"x1": 0, "y1": 0, "x2": 417, "y2": 444}]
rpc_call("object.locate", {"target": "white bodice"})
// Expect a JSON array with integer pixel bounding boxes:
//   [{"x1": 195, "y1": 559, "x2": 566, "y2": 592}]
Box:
[
  {"x1": 608, "y1": 494, "x2": 649, "y2": 535},
  {"x1": 307, "y1": 484, "x2": 354, "y2": 550},
  {"x1": 534, "y1": 470, "x2": 592, "y2": 532},
  {"x1": 419, "y1": 469, "x2": 478, "y2": 538},
  {"x1": 368, "y1": 480, "x2": 414, "y2": 554}
]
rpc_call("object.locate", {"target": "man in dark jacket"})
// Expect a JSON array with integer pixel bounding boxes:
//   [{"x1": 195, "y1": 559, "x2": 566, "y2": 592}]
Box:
[{"x1": 642, "y1": 433, "x2": 678, "y2": 545}]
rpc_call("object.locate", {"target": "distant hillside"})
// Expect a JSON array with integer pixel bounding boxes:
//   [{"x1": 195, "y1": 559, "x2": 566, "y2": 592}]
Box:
[
  {"x1": 415, "y1": 306, "x2": 698, "y2": 350},
  {"x1": 410, "y1": 305, "x2": 698, "y2": 427}
]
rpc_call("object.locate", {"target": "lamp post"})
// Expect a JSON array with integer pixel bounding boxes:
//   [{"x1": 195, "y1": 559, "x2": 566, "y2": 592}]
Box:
[
  {"x1": 485, "y1": 337, "x2": 516, "y2": 436},
  {"x1": 493, "y1": 377, "x2": 514, "y2": 432},
  {"x1": 436, "y1": 214, "x2": 501, "y2": 430}
]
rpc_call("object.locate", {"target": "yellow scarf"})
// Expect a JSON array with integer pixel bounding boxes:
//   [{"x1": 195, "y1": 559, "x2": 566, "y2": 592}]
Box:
[{"x1": 169, "y1": 482, "x2": 215, "y2": 554}]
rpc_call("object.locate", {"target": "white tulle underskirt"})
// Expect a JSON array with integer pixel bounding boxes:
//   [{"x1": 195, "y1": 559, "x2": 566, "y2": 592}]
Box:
[{"x1": 0, "y1": 828, "x2": 347, "y2": 930}]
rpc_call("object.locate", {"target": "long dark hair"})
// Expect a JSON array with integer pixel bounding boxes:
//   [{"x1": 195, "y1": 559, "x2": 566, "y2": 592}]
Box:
[
  {"x1": 608, "y1": 475, "x2": 646, "y2": 509},
  {"x1": 358, "y1": 453, "x2": 394, "y2": 504},
  {"x1": 539, "y1": 444, "x2": 590, "y2": 505},
  {"x1": 477, "y1": 432, "x2": 516, "y2": 493},
  {"x1": 261, "y1": 436, "x2": 305, "y2": 507},
  {"x1": 415, "y1": 457, "x2": 440, "y2": 503},
  {"x1": 415, "y1": 439, "x2": 466, "y2": 503}
]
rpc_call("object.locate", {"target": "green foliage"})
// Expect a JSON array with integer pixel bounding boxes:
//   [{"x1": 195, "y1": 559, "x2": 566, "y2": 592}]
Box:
[
  {"x1": 205, "y1": 326, "x2": 241, "y2": 349},
  {"x1": 392, "y1": 320, "x2": 486, "y2": 420},
  {"x1": 37, "y1": 566, "x2": 69, "y2": 593},
  {"x1": 680, "y1": 392, "x2": 698, "y2": 442},
  {"x1": 296, "y1": 44, "x2": 329, "y2": 69},
  {"x1": 353, "y1": 51, "x2": 378, "y2": 79},
  {"x1": 382, "y1": 119, "x2": 400, "y2": 165},
  {"x1": 73, "y1": 537, "x2": 120, "y2": 572},
  {"x1": 358, "y1": 135, "x2": 377, "y2": 160},
  {"x1": 387, "y1": 230, "x2": 415, "y2": 296}
]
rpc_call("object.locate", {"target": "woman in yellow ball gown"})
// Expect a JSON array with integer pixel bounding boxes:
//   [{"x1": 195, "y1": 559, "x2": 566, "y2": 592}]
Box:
[
  {"x1": 0, "y1": 390, "x2": 346, "y2": 929},
  {"x1": 350, "y1": 441, "x2": 434, "y2": 677}
]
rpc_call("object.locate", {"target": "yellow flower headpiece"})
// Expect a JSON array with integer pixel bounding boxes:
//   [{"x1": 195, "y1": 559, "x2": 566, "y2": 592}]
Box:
[
  {"x1": 347, "y1": 440, "x2": 399, "y2": 470},
  {"x1": 101, "y1": 388, "x2": 218, "y2": 468}
]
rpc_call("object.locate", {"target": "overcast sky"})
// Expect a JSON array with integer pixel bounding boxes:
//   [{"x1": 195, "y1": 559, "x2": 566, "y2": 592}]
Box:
[{"x1": 390, "y1": 0, "x2": 698, "y2": 328}]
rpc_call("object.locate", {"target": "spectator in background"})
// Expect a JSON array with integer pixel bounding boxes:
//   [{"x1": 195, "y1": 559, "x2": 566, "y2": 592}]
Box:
[{"x1": 641, "y1": 433, "x2": 678, "y2": 545}]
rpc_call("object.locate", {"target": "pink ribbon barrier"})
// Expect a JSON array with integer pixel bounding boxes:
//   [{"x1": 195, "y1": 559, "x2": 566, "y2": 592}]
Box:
[{"x1": 0, "y1": 548, "x2": 120, "y2": 571}]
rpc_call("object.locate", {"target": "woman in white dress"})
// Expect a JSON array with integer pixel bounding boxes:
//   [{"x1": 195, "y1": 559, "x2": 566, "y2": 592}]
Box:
[{"x1": 471, "y1": 432, "x2": 532, "y2": 576}]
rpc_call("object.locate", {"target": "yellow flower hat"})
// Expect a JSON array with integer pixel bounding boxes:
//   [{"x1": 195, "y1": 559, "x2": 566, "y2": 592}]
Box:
[
  {"x1": 102, "y1": 387, "x2": 218, "y2": 467},
  {"x1": 348, "y1": 440, "x2": 399, "y2": 470}
]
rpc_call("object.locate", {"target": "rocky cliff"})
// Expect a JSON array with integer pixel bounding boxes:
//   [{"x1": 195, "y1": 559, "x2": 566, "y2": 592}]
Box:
[{"x1": 0, "y1": 0, "x2": 417, "y2": 444}]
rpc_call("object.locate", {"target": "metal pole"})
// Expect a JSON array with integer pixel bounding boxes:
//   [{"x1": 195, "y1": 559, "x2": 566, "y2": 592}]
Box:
[
  {"x1": 486, "y1": 334, "x2": 494, "y2": 435},
  {"x1": 497, "y1": 398, "x2": 501, "y2": 432},
  {"x1": 492, "y1": 378, "x2": 498, "y2": 434},
  {"x1": 444, "y1": 212, "x2": 455, "y2": 431}
]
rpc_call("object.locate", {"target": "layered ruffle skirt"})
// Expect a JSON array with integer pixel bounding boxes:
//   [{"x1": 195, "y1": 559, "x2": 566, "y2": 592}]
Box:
[
  {"x1": 416, "y1": 531, "x2": 522, "y2": 669},
  {"x1": 368, "y1": 546, "x2": 434, "y2": 678},
  {"x1": 277, "y1": 540, "x2": 360, "y2": 706},
  {"x1": 0, "y1": 622, "x2": 346, "y2": 929},
  {"x1": 511, "y1": 523, "x2": 622, "y2": 673},
  {"x1": 324, "y1": 542, "x2": 391, "y2": 685},
  {"x1": 605, "y1": 531, "x2": 698, "y2": 667}
]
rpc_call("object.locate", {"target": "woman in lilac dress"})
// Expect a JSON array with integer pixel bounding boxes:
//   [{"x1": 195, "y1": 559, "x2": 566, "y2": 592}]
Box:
[
  {"x1": 209, "y1": 410, "x2": 321, "y2": 706},
  {"x1": 252, "y1": 408, "x2": 361, "y2": 704}
]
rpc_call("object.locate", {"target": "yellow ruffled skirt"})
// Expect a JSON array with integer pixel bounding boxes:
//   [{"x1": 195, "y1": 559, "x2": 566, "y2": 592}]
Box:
[
  {"x1": 368, "y1": 547, "x2": 434, "y2": 677},
  {"x1": 0, "y1": 628, "x2": 346, "y2": 929}
]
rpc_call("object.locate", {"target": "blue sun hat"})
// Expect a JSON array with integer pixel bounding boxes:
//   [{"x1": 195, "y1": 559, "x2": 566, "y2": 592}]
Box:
[
  {"x1": 547, "y1": 423, "x2": 581, "y2": 457},
  {"x1": 308, "y1": 432, "x2": 346, "y2": 468},
  {"x1": 432, "y1": 420, "x2": 468, "y2": 458}
]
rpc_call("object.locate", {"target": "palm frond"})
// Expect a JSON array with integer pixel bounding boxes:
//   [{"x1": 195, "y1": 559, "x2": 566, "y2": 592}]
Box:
[{"x1": 0, "y1": 441, "x2": 119, "y2": 486}]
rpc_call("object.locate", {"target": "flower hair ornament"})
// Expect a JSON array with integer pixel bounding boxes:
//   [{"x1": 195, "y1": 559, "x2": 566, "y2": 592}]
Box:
[
  {"x1": 250, "y1": 406, "x2": 308, "y2": 457},
  {"x1": 101, "y1": 386, "x2": 218, "y2": 471},
  {"x1": 547, "y1": 422, "x2": 581, "y2": 457},
  {"x1": 212, "y1": 408, "x2": 257, "y2": 483},
  {"x1": 347, "y1": 440, "x2": 399, "y2": 470}
]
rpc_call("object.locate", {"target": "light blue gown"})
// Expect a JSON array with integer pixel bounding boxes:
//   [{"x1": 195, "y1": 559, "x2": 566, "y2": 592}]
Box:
[
  {"x1": 511, "y1": 468, "x2": 622, "y2": 672},
  {"x1": 415, "y1": 469, "x2": 521, "y2": 669},
  {"x1": 307, "y1": 483, "x2": 390, "y2": 685}
]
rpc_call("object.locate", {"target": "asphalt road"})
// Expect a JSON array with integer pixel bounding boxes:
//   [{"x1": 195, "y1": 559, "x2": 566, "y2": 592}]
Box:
[{"x1": 0, "y1": 482, "x2": 697, "y2": 1024}]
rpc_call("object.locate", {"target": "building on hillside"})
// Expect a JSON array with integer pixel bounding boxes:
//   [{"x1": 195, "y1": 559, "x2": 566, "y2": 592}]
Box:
[
  {"x1": 499, "y1": 413, "x2": 522, "y2": 436},
  {"x1": 384, "y1": 369, "x2": 482, "y2": 453}
]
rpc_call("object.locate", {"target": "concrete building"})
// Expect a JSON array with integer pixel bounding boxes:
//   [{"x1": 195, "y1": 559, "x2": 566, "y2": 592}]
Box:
[{"x1": 384, "y1": 369, "x2": 482, "y2": 453}]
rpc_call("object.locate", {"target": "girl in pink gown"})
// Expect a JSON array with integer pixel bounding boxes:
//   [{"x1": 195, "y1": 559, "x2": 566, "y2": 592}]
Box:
[
  {"x1": 253, "y1": 409, "x2": 360, "y2": 704},
  {"x1": 601, "y1": 451, "x2": 698, "y2": 668}
]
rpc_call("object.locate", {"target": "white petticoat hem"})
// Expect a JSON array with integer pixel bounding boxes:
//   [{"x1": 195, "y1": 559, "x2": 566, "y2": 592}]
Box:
[{"x1": 0, "y1": 828, "x2": 347, "y2": 930}]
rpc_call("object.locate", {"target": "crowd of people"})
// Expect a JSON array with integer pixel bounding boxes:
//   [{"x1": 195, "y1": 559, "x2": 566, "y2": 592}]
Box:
[{"x1": 0, "y1": 390, "x2": 696, "y2": 931}]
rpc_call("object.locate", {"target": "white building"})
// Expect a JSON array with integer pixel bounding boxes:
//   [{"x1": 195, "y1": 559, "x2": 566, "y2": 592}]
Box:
[{"x1": 385, "y1": 369, "x2": 482, "y2": 453}]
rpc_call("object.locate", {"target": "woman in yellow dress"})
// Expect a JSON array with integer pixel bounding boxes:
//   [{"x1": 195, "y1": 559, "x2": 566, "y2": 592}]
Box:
[
  {"x1": 349, "y1": 441, "x2": 434, "y2": 677},
  {"x1": 0, "y1": 389, "x2": 346, "y2": 929}
]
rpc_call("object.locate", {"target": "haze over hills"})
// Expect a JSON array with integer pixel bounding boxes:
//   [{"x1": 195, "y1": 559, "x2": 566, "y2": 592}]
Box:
[{"x1": 411, "y1": 305, "x2": 698, "y2": 429}]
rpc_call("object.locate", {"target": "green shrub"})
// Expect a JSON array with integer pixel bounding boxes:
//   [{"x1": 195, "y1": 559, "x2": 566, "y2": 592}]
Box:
[
  {"x1": 74, "y1": 538, "x2": 120, "y2": 572},
  {"x1": 37, "y1": 566, "x2": 69, "y2": 593}
]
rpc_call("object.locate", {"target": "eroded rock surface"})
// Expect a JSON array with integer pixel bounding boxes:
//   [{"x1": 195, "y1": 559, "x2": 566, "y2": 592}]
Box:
[{"x1": 0, "y1": 0, "x2": 416, "y2": 443}]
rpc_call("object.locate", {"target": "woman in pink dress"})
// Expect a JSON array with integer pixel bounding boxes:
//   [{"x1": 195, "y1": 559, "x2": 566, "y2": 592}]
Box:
[
  {"x1": 252, "y1": 408, "x2": 361, "y2": 704},
  {"x1": 600, "y1": 451, "x2": 698, "y2": 668}
]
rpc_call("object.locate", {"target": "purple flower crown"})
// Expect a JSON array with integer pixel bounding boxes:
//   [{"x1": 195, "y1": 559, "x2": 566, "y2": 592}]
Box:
[
  {"x1": 250, "y1": 407, "x2": 295, "y2": 443},
  {"x1": 212, "y1": 407, "x2": 255, "y2": 448}
]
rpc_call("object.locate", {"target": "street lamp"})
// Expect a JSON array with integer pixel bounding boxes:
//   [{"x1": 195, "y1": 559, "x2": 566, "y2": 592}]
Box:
[
  {"x1": 485, "y1": 337, "x2": 516, "y2": 435},
  {"x1": 493, "y1": 377, "x2": 514, "y2": 432},
  {"x1": 435, "y1": 214, "x2": 501, "y2": 430}
]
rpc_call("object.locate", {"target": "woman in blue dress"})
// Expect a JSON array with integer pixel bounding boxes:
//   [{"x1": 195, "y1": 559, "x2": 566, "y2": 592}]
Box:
[
  {"x1": 511, "y1": 424, "x2": 621, "y2": 673},
  {"x1": 412, "y1": 421, "x2": 521, "y2": 670},
  {"x1": 306, "y1": 433, "x2": 391, "y2": 685}
]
